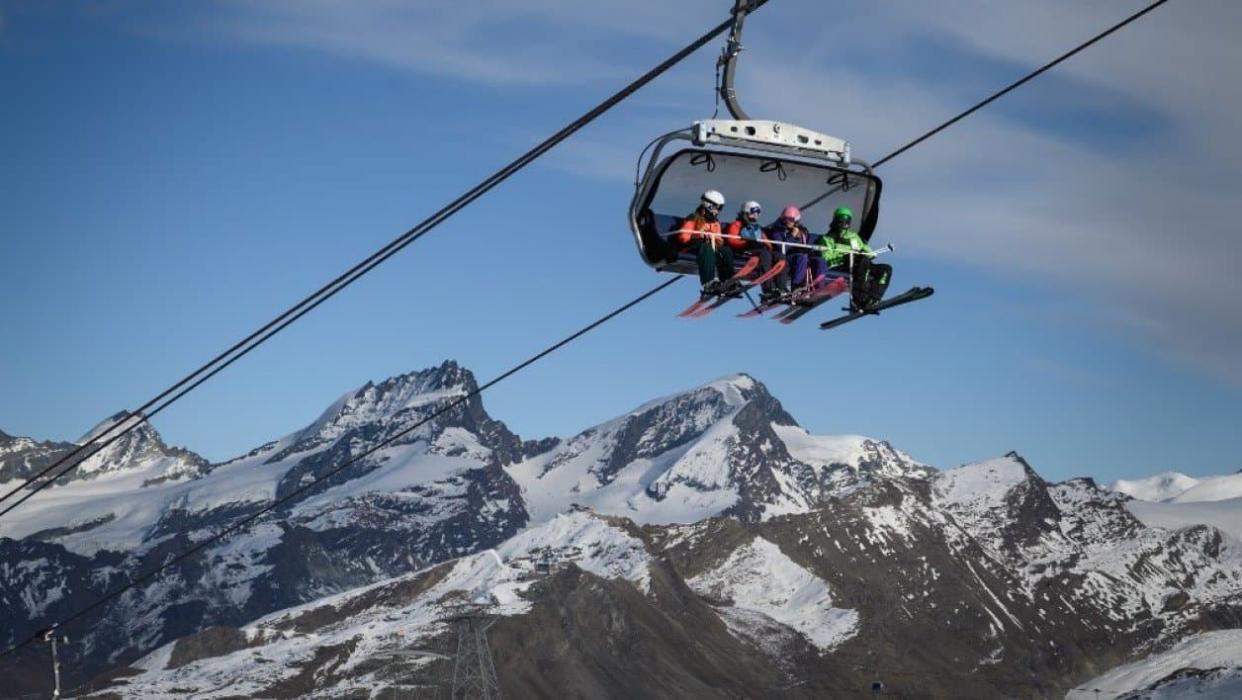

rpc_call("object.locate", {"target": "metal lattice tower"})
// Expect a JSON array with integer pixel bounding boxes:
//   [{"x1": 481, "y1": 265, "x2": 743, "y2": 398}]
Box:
[{"x1": 445, "y1": 611, "x2": 501, "y2": 700}]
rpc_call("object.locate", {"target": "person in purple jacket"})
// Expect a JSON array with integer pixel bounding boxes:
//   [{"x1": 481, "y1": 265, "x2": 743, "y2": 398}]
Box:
[{"x1": 767, "y1": 205, "x2": 814, "y2": 293}]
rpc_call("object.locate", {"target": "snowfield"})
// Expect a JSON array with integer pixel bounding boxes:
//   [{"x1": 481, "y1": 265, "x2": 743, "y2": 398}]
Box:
[
  {"x1": 688, "y1": 536, "x2": 858, "y2": 652},
  {"x1": 1127, "y1": 497, "x2": 1242, "y2": 540},
  {"x1": 1112, "y1": 468, "x2": 1242, "y2": 539},
  {"x1": 1069, "y1": 629, "x2": 1242, "y2": 699},
  {"x1": 1113, "y1": 470, "x2": 1242, "y2": 504}
]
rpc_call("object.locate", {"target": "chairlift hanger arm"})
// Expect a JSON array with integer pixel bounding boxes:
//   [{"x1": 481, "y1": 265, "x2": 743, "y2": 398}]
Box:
[{"x1": 719, "y1": 0, "x2": 752, "y2": 120}]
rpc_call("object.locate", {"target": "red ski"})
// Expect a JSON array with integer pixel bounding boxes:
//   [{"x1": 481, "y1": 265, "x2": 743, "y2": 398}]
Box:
[
  {"x1": 745, "y1": 273, "x2": 829, "y2": 319},
  {"x1": 674, "y1": 254, "x2": 760, "y2": 318},
  {"x1": 777, "y1": 276, "x2": 851, "y2": 324},
  {"x1": 689, "y1": 259, "x2": 787, "y2": 318}
]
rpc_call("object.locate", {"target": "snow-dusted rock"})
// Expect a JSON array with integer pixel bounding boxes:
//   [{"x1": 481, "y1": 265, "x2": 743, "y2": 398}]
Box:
[
  {"x1": 5, "y1": 365, "x2": 1242, "y2": 699},
  {"x1": 1071, "y1": 629, "x2": 1242, "y2": 699},
  {"x1": 688, "y1": 536, "x2": 857, "y2": 651}
]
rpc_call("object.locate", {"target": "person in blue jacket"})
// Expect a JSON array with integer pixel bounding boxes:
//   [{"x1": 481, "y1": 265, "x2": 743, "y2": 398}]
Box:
[{"x1": 725, "y1": 200, "x2": 784, "y2": 302}]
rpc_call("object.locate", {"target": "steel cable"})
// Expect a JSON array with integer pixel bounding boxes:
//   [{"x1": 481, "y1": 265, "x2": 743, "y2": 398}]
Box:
[
  {"x1": 0, "y1": 1, "x2": 771, "y2": 520},
  {"x1": 1, "y1": 0, "x2": 1172, "y2": 675}
]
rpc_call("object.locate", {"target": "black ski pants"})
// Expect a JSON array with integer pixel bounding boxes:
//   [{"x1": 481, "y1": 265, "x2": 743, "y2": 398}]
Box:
[
  {"x1": 834, "y1": 257, "x2": 892, "y2": 306},
  {"x1": 740, "y1": 241, "x2": 786, "y2": 293}
]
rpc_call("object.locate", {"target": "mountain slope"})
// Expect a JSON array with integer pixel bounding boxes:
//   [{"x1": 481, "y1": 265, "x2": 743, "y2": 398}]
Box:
[
  {"x1": 5, "y1": 366, "x2": 1242, "y2": 699},
  {"x1": 0, "y1": 361, "x2": 532, "y2": 695},
  {"x1": 83, "y1": 459, "x2": 1242, "y2": 699},
  {"x1": 1071, "y1": 629, "x2": 1242, "y2": 698}
]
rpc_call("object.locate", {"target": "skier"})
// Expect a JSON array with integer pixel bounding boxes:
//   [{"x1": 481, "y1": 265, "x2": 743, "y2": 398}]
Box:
[
  {"x1": 724, "y1": 200, "x2": 784, "y2": 302},
  {"x1": 672, "y1": 189, "x2": 734, "y2": 295},
  {"x1": 817, "y1": 206, "x2": 891, "y2": 307},
  {"x1": 768, "y1": 205, "x2": 813, "y2": 294}
]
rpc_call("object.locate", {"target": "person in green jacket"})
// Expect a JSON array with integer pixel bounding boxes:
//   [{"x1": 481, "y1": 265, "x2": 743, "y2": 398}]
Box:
[{"x1": 816, "y1": 206, "x2": 891, "y2": 307}]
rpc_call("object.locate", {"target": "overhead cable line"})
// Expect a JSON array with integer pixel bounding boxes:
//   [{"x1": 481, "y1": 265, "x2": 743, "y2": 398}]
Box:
[
  {"x1": 1, "y1": 277, "x2": 681, "y2": 660},
  {"x1": 0, "y1": 0, "x2": 772, "y2": 520},
  {"x1": 2, "y1": 0, "x2": 1171, "y2": 664}
]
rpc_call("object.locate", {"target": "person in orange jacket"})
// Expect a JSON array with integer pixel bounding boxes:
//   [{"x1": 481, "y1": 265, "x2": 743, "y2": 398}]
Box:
[
  {"x1": 671, "y1": 189, "x2": 734, "y2": 295},
  {"x1": 724, "y1": 200, "x2": 784, "y2": 302}
]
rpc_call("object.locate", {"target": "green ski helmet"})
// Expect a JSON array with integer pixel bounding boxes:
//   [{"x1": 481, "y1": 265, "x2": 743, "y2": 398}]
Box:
[{"x1": 832, "y1": 206, "x2": 854, "y2": 223}]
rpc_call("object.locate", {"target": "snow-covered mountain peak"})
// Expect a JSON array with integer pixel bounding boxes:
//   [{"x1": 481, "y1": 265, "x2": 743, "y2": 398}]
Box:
[
  {"x1": 623, "y1": 373, "x2": 789, "y2": 422},
  {"x1": 60, "y1": 411, "x2": 207, "y2": 484},
  {"x1": 1170, "y1": 472, "x2": 1242, "y2": 503},
  {"x1": 933, "y1": 452, "x2": 1035, "y2": 509},
  {"x1": 1112, "y1": 471, "x2": 1201, "y2": 502},
  {"x1": 508, "y1": 373, "x2": 938, "y2": 526},
  {"x1": 0, "y1": 430, "x2": 30, "y2": 454},
  {"x1": 701, "y1": 373, "x2": 758, "y2": 408},
  {"x1": 508, "y1": 373, "x2": 811, "y2": 525},
  {"x1": 1110, "y1": 465, "x2": 1242, "y2": 505},
  {"x1": 297, "y1": 361, "x2": 477, "y2": 443},
  {"x1": 248, "y1": 360, "x2": 541, "y2": 476},
  {"x1": 77, "y1": 410, "x2": 149, "y2": 444},
  {"x1": 775, "y1": 425, "x2": 933, "y2": 489}
]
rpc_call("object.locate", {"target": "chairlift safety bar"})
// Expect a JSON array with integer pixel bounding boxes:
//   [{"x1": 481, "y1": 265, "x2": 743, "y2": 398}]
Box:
[{"x1": 688, "y1": 234, "x2": 892, "y2": 256}]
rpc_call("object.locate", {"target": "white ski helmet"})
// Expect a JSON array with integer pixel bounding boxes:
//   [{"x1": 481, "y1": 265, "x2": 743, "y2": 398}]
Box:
[
  {"x1": 741, "y1": 200, "x2": 762, "y2": 215},
  {"x1": 701, "y1": 189, "x2": 725, "y2": 209}
]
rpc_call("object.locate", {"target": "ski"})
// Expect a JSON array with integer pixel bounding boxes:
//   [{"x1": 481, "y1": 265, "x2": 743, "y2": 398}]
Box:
[
  {"x1": 817, "y1": 286, "x2": 935, "y2": 330},
  {"x1": 732, "y1": 253, "x2": 762, "y2": 279},
  {"x1": 676, "y1": 297, "x2": 713, "y2": 317},
  {"x1": 675, "y1": 255, "x2": 760, "y2": 317},
  {"x1": 777, "y1": 277, "x2": 851, "y2": 324},
  {"x1": 732, "y1": 260, "x2": 793, "y2": 317},
  {"x1": 767, "y1": 274, "x2": 835, "y2": 320},
  {"x1": 690, "y1": 259, "x2": 788, "y2": 317}
]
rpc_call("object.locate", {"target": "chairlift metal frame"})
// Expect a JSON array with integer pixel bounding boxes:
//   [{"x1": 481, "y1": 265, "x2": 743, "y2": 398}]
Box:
[{"x1": 627, "y1": 0, "x2": 882, "y2": 273}]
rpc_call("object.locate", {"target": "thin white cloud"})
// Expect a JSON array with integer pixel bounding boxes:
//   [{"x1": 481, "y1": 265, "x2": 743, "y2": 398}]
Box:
[
  {"x1": 734, "y1": 1, "x2": 1242, "y2": 386},
  {"x1": 553, "y1": 0, "x2": 1242, "y2": 386},
  {"x1": 105, "y1": 0, "x2": 1242, "y2": 385},
  {"x1": 136, "y1": 0, "x2": 724, "y2": 87}
]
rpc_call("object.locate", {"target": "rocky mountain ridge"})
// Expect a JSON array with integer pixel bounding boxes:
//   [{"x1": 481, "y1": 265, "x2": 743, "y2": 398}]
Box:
[{"x1": 2, "y1": 362, "x2": 1240, "y2": 698}]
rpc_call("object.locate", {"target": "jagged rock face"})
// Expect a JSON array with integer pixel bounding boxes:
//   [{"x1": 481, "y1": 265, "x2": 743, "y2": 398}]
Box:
[
  {"x1": 0, "y1": 412, "x2": 208, "y2": 488},
  {"x1": 0, "y1": 431, "x2": 77, "y2": 485}
]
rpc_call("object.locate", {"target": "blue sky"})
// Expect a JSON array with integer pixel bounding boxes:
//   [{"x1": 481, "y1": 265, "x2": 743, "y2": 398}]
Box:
[{"x1": 2, "y1": 1, "x2": 1239, "y2": 484}]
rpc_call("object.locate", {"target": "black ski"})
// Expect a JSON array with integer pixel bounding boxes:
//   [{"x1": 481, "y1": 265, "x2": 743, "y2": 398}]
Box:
[{"x1": 818, "y1": 287, "x2": 934, "y2": 330}]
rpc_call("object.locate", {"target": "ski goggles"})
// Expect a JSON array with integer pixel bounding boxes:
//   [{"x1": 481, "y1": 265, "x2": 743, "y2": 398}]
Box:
[
  {"x1": 701, "y1": 199, "x2": 722, "y2": 213},
  {"x1": 746, "y1": 206, "x2": 762, "y2": 215}
]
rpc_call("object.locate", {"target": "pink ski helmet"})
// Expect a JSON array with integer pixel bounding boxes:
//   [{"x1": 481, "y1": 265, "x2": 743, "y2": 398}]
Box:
[{"x1": 780, "y1": 205, "x2": 801, "y2": 222}]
